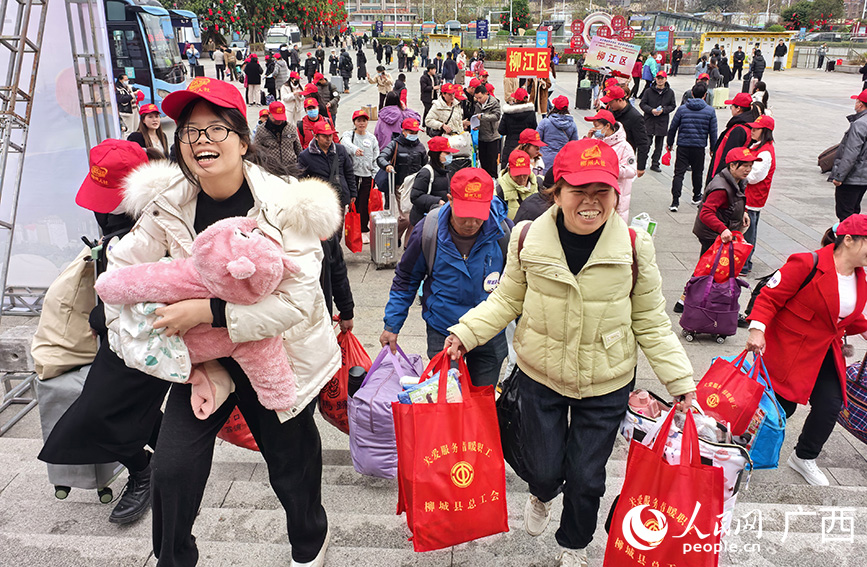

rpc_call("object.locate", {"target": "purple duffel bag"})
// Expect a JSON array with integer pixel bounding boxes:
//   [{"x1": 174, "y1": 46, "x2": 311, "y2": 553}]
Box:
[
  {"x1": 348, "y1": 345, "x2": 423, "y2": 479},
  {"x1": 680, "y1": 242, "x2": 748, "y2": 337}
]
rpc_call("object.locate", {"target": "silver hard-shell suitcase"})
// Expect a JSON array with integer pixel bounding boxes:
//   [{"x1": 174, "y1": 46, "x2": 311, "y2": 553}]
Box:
[{"x1": 370, "y1": 170, "x2": 399, "y2": 269}]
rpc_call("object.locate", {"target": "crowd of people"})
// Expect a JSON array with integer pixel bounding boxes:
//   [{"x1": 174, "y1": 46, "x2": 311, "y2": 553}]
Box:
[{"x1": 40, "y1": 37, "x2": 867, "y2": 567}]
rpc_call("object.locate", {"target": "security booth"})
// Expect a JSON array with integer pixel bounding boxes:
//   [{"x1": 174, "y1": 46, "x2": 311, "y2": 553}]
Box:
[{"x1": 699, "y1": 30, "x2": 797, "y2": 68}]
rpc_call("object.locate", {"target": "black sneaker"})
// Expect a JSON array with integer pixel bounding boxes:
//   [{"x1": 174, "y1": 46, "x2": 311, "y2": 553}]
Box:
[
  {"x1": 673, "y1": 301, "x2": 684, "y2": 313},
  {"x1": 669, "y1": 203, "x2": 679, "y2": 212},
  {"x1": 737, "y1": 313, "x2": 749, "y2": 328},
  {"x1": 650, "y1": 165, "x2": 662, "y2": 172},
  {"x1": 109, "y1": 464, "x2": 152, "y2": 525}
]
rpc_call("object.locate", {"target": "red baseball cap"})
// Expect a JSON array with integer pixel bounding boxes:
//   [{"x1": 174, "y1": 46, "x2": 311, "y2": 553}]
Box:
[
  {"x1": 290, "y1": 71, "x2": 300, "y2": 79},
  {"x1": 600, "y1": 85, "x2": 626, "y2": 103},
  {"x1": 259, "y1": 108, "x2": 270, "y2": 118},
  {"x1": 450, "y1": 168, "x2": 494, "y2": 220},
  {"x1": 313, "y1": 72, "x2": 325, "y2": 82},
  {"x1": 268, "y1": 101, "x2": 287, "y2": 120},
  {"x1": 512, "y1": 87, "x2": 529, "y2": 101},
  {"x1": 428, "y1": 136, "x2": 459, "y2": 153},
  {"x1": 656, "y1": 70, "x2": 668, "y2": 78},
  {"x1": 837, "y1": 214, "x2": 867, "y2": 236},
  {"x1": 304, "y1": 97, "x2": 319, "y2": 109},
  {"x1": 76, "y1": 139, "x2": 148, "y2": 214},
  {"x1": 508, "y1": 150, "x2": 532, "y2": 176},
  {"x1": 480, "y1": 69, "x2": 489, "y2": 77},
  {"x1": 746, "y1": 114, "x2": 775, "y2": 130},
  {"x1": 274, "y1": 53, "x2": 281, "y2": 59},
  {"x1": 454, "y1": 89, "x2": 467, "y2": 101},
  {"x1": 485, "y1": 83, "x2": 494, "y2": 95},
  {"x1": 584, "y1": 109, "x2": 616, "y2": 125},
  {"x1": 138, "y1": 103, "x2": 160, "y2": 116},
  {"x1": 352, "y1": 109, "x2": 369, "y2": 121},
  {"x1": 313, "y1": 120, "x2": 336, "y2": 136},
  {"x1": 302, "y1": 83, "x2": 319, "y2": 96},
  {"x1": 135, "y1": 90, "x2": 145, "y2": 103},
  {"x1": 162, "y1": 77, "x2": 246, "y2": 122},
  {"x1": 553, "y1": 139, "x2": 621, "y2": 193},
  {"x1": 469, "y1": 78, "x2": 482, "y2": 88},
  {"x1": 698, "y1": 73, "x2": 710, "y2": 80},
  {"x1": 552, "y1": 96, "x2": 569, "y2": 110},
  {"x1": 441, "y1": 83, "x2": 454, "y2": 94},
  {"x1": 852, "y1": 90, "x2": 867, "y2": 104},
  {"x1": 401, "y1": 117, "x2": 421, "y2": 132},
  {"x1": 306, "y1": 52, "x2": 312, "y2": 57},
  {"x1": 519, "y1": 128, "x2": 547, "y2": 146},
  {"x1": 725, "y1": 92, "x2": 753, "y2": 108},
  {"x1": 725, "y1": 146, "x2": 763, "y2": 164},
  {"x1": 605, "y1": 78, "x2": 619, "y2": 88}
]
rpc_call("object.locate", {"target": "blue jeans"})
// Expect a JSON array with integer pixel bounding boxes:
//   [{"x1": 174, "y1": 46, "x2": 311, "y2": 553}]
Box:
[
  {"x1": 426, "y1": 323, "x2": 508, "y2": 387},
  {"x1": 743, "y1": 209, "x2": 760, "y2": 271},
  {"x1": 517, "y1": 367, "x2": 634, "y2": 550}
]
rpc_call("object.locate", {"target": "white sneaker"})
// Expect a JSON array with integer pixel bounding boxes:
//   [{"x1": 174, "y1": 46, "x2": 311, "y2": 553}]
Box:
[
  {"x1": 361, "y1": 232, "x2": 370, "y2": 244},
  {"x1": 558, "y1": 547, "x2": 588, "y2": 567},
  {"x1": 691, "y1": 198, "x2": 703, "y2": 206},
  {"x1": 787, "y1": 451, "x2": 830, "y2": 486},
  {"x1": 523, "y1": 494, "x2": 553, "y2": 536},
  {"x1": 290, "y1": 527, "x2": 330, "y2": 567}
]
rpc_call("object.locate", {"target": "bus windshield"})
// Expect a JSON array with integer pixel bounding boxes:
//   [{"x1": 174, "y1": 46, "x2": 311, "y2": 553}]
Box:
[{"x1": 140, "y1": 12, "x2": 184, "y2": 83}]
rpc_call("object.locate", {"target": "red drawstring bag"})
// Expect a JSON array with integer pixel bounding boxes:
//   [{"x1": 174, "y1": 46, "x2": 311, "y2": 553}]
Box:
[
  {"x1": 661, "y1": 149, "x2": 672, "y2": 166},
  {"x1": 217, "y1": 407, "x2": 259, "y2": 451},
  {"x1": 393, "y1": 350, "x2": 509, "y2": 552},
  {"x1": 344, "y1": 204, "x2": 363, "y2": 253},
  {"x1": 319, "y1": 330, "x2": 372, "y2": 434},
  {"x1": 694, "y1": 232, "x2": 752, "y2": 282},
  {"x1": 696, "y1": 350, "x2": 766, "y2": 436},
  {"x1": 369, "y1": 186, "x2": 384, "y2": 214},
  {"x1": 605, "y1": 409, "x2": 724, "y2": 567}
]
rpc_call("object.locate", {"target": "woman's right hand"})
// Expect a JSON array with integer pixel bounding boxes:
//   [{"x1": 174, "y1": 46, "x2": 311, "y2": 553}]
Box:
[
  {"x1": 444, "y1": 334, "x2": 466, "y2": 360},
  {"x1": 386, "y1": 165, "x2": 395, "y2": 173},
  {"x1": 380, "y1": 330, "x2": 398, "y2": 353},
  {"x1": 720, "y1": 228, "x2": 733, "y2": 243},
  {"x1": 746, "y1": 328, "x2": 766, "y2": 354}
]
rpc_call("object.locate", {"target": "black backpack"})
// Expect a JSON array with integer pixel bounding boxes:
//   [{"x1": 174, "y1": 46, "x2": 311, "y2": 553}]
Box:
[{"x1": 744, "y1": 251, "x2": 819, "y2": 317}]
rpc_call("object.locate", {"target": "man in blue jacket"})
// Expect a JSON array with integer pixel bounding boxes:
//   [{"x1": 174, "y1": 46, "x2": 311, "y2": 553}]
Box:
[
  {"x1": 666, "y1": 82, "x2": 718, "y2": 212},
  {"x1": 380, "y1": 168, "x2": 511, "y2": 387}
]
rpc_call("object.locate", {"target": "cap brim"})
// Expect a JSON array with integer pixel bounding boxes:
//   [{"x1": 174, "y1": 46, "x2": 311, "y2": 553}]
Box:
[
  {"x1": 271, "y1": 111, "x2": 287, "y2": 120},
  {"x1": 161, "y1": 90, "x2": 203, "y2": 121},
  {"x1": 451, "y1": 198, "x2": 492, "y2": 220},
  {"x1": 599, "y1": 95, "x2": 616, "y2": 103},
  {"x1": 404, "y1": 127, "x2": 420, "y2": 132},
  {"x1": 76, "y1": 177, "x2": 123, "y2": 214},
  {"x1": 558, "y1": 170, "x2": 621, "y2": 194},
  {"x1": 510, "y1": 166, "x2": 531, "y2": 176},
  {"x1": 526, "y1": 140, "x2": 547, "y2": 147},
  {"x1": 745, "y1": 121, "x2": 767, "y2": 129}
]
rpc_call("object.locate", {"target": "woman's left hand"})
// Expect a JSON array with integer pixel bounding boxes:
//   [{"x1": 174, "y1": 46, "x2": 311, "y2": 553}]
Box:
[
  {"x1": 675, "y1": 392, "x2": 697, "y2": 413},
  {"x1": 153, "y1": 299, "x2": 213, "y2": 337}
]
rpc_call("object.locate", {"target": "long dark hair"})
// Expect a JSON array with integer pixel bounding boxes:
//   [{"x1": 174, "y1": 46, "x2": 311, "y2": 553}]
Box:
[
  {"x1": 750, "y1": 127, "x2": 774, "y2": 147},
  {"x1": 383, "y1": 91, "x2": 401, "y2": 108},
  {"x1": 754, "y1": 81, "x2": 769, "y2": 107},
  {"x1": 136, "y1": 113, "x2": 168, "y2": 155},
  {"x1": 173, "y1": 99, "x2": 295, "y2": 184}
]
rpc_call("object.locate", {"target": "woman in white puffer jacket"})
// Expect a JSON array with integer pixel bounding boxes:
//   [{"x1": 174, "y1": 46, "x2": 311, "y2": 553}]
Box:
[{"x1": 583, "y1": 109, "x2": 637, "y2": 222}]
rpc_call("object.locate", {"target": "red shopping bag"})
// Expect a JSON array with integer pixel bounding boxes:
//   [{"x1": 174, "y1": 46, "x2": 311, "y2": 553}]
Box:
[
  {"x1": 694, "y1": 232, "x2": 752, "y2": 283},
  {"x1": 605, "y1": 409, "x2": 725, "y2": 567},
  {"x1": 345, "y1": 204, "x2": 363, "y2": 253},
  {"x1": 661, "y1": 149, "x2": 672, "y2": 166},
  {"x1": 217, "y1": 407, "x2": 260, "y2": 451},
  {"x1": 696, "y1": 350, "x2": 765, "y2": 436},
  {"x1": 393, "y1": 350, "x2": 509, "y2": 552},
  {"x1": 369, "y1": 186, "x2": 384, "y2": 214},
  {"x1": 319, "y1": 330, "x2": 373, "y2": 434}
]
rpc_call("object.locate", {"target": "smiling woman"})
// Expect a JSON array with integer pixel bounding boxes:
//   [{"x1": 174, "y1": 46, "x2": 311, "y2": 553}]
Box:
[
  {"x1": 444, "y1": 139, "x2": 696, "y2": 566},
  {"x1": 101, "y1": 77, "x2": 343, "y2": 567}
]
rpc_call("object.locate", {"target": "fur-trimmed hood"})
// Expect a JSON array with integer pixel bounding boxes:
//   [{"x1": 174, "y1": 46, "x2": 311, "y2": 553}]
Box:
[
  {"x1": 122, "y1": 160, "x2": 342, "y2": 240},
  {"x1": 501, "y1": 102, "x2": 535, "y2": 115}
]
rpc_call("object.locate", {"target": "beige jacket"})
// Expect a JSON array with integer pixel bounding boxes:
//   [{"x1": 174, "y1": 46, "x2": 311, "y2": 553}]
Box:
[
  {"x1": 106, "y1": 160, "x2": 343, "y2": 421},
  {"x1": 450, "y1": 207, "x2": 695, "y2": 400},
  {"x1": 424, "y1": 97, "x2": 463, "y2": 134},
  {"x1": 368, "y1": 72, "x2": 394, "y2": 95}
]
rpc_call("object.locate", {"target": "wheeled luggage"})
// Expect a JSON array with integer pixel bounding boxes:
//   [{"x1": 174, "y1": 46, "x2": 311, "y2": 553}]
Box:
[
  {"x1": 826, "y1": 59, "x2": 836, "y2": 71},
  {"x1": 712, "y1": 86, "x2": 728, "y2": 108},
  {"x1": 34, "y1": 365, "x2": 124, "y2": 501},
  {"x1": 370, "y1": 171, "x2": 399, "y2": 269},
  {"x1": 839, "y1": 352, "x2": 867, "y2": 445},
  {"x1": 575, "y1": 86, "x2": 592, "y2": 110},
  {"x1": 773, "y1": 61, "x2": 782, "y2": 71},
  {"x1": 680, "y1": 242, "x2": 749, "y2": 343},
  {"x1": 818, "y1": 143, "x2": 839, "y2": 173}
]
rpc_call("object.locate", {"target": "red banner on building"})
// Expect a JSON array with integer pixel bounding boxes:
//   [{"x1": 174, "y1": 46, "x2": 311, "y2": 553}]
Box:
[{"x1": 505, "y1": 48, "x2": 551, "y2": 78}]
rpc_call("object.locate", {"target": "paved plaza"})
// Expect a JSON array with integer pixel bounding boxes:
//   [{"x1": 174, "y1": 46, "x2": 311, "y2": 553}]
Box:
[{"x1": 1, "y1": 50, "x2": 867, "y2": 566}]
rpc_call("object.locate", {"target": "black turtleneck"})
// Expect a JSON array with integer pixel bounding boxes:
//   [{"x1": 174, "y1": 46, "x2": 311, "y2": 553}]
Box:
[
  {"x1": 556, "y1": 210, "x2": 604, "y2": 275},
  {"x1": 264, "y1": 119, "x2": 287, "y2": 135}
]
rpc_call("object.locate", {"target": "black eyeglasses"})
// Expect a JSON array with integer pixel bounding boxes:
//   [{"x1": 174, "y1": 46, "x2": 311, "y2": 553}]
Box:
[{"x1": 177, "y1": 124, "x2": 236, "y2": 144}]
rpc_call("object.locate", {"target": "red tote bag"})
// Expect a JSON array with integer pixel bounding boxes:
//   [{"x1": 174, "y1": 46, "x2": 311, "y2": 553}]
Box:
[
  {"x1": 696, "y1": 350, "x2": 765, "y2": 436},
  {"x1": 694, "y1": 232, "x2": 752, "y2": 282},
  {"x1": 345, "y1": 204, "x2": 363, "y2": 253},
  {"x1": 319, "y1": 330, "x2": 373, "y2": 434},
  {"x1": 369, "y1": 186, "x2": 384, "y2": 214},
  {"x1": 605, "y1": 409, "x2": 725, "y2": 567},
  {"x1": 393, "y1": 350, "x2": 509, "y2": 552},
  {"x1": 217, "y1": 407, "x2": 260, "y2": 451}
]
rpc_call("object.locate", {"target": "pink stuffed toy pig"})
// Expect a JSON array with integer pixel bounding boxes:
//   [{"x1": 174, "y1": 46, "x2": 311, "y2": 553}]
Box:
[{"x1": 96, "y1": 216, "x2": 300, "y2": 412}]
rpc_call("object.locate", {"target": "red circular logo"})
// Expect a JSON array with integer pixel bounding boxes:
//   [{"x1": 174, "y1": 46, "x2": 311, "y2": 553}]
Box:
[
  {"x1": 571, "y1": 20, "x2": 584, "y2": 35},
  {"x1": 619, "y1": 28, "x2": 635, "y2": 41},
  {"x1": 611, "y1": 15, "x2": 626, "y2": 31},
  {"x1": 597, "y1": 26, "x2": 612, "y2": 38}
]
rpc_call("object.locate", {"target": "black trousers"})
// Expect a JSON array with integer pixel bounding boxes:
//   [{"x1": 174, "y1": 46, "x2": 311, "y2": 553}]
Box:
[
  {"x1": 422, "y1": 100, "x2": 432, "y2": 124},
  {"x1": 478, "y1": 138, "x2": 501, "y2": 179},
  {"x1": 152, "y1": 358, "x2": 326, "y2": 566},
  {"x1": 835, "y1": 183, "x2": 867, "y2": 221},
  {"x1": 671, "y1": 146, "x2": 705, "y2": 204},
  {"x1": 638, "y1": 79, "x2": 653, "y2": 98},
  {"x1": 671, "y1": 61, "x2": 679, "y2": 76},
  {"x1": 776, "y1": 349, "x2": 843, "y2": 460},
  {"x1": 379, "y1": 92, "x2": 386, "y2": 110},
  {"x1": 356, "y1": 176, "x2": 373, "y2": 232},
  {"x1": 342, "y1": 75, "x2": 350, "y2": 91},
  {"x1": 650, "y1": 135, "x2": 666, "y2": 167},
  {"x1": 733, "y1": 64, "x2": 743, "y2": 80},
  {"x1": 631, "y1": 77, "x2": 641, "y2": 97},
  {"x1": 518, "y1": 368, "x2": 634, "y2": 550},
  {"x1": 215, "y1": 64, "x2": 225, "y2": 81}
]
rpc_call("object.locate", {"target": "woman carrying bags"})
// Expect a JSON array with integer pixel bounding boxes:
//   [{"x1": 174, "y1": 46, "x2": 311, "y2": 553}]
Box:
[
  {"x1": 408, "y1": 136, "x2": 456, "y2": 227},
  {"x1": 747, "y1": 214, "x2": 867, "y2": 486},
  {"x1": 742, "y1": 114, "x2": 776, "y2": 274},
  {"x1": 444, "y1": 138, "x2": 696, "y2": 567},
  {"x1": 341, "y1": 109, "x2": 379, "y2": 242}
]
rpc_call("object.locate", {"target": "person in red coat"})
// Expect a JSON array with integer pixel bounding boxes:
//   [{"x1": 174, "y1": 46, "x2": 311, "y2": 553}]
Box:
[{"x1": 747, "y1": 214, "x2": 867, "y2": 485}]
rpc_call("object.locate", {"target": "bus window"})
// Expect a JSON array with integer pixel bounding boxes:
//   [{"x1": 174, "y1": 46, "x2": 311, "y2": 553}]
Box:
[
  {"x1": 111, "y1": 29, "x2": 147, "y2": 70},
  {"x1": 139, "y1": 12, "x2": 184, "y2": 83}
]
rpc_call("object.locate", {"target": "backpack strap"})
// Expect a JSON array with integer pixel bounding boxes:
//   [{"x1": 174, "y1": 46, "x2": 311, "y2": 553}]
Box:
[
  {"x1": 629, "y1": 228, "x2": 638, "y2": 297},
  {"x1": 425, "y1": 164, "x2": 434, "y2": 195},
  {"x1": 496, "y1": 221, "x2": 512, "y2": 267},
  {"x1": 516, "y1": 222, "x2": 532, "y2": 260},
  {"x1": 799, "y1": 251, "x2": 819, "y2": 291},
  {"x1": 421, "y1": 207, "x2": 442, "y2": 279}
]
